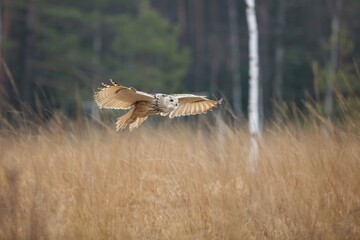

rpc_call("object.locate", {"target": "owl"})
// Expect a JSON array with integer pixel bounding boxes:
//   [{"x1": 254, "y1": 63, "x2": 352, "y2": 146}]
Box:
[{"x1": 94, "y1": 80, "x2": 222, "y2": 131}]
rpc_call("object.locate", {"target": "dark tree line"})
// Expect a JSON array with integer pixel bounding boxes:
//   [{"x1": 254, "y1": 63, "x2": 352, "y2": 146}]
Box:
[
  {"x1": 0, "y1": 0, "x2": 359, "y2": 120},
  {"x1": 152, "y1": 0, "x2": 360, "y2": 118}
]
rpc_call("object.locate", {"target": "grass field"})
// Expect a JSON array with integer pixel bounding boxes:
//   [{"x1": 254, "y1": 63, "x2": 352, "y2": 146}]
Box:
[{"x1": 0, "y1": 117, "x2": 359, "y2": 239}]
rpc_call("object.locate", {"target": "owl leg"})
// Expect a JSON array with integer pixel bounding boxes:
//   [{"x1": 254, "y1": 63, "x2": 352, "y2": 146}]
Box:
[{"x1": 116, "y1": 108, "x2": 135, "y2": 131}]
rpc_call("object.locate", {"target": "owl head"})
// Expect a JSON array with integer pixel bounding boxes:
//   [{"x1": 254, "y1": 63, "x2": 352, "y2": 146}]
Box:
[{"x1": 157, "y1": 94, "x2": 179, "y2": 110}]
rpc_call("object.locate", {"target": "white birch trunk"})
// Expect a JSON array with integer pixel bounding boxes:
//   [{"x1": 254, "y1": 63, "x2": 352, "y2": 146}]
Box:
[{"x1": 246, "y1": 0, "x2": 260, "y2": 171}]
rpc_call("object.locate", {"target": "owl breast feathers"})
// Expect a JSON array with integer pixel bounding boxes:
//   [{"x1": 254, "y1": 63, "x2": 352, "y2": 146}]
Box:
[{"x1": 94, "y1": 80, "x2": 222, "y2": 131}]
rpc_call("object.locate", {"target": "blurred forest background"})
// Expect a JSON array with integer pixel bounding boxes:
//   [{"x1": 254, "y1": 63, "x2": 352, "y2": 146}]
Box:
[{"x1": 0, "y1": 0, "x2": 359, "y2": 122}]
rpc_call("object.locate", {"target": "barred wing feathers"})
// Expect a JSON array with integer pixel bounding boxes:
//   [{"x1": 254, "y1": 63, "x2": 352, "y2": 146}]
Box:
[
  {"x1": 169, "y1": 94, "x2": 222, "y2": 118},
  {"x1": 94, "y1": 80, "x2": 153, "y2": 110}
]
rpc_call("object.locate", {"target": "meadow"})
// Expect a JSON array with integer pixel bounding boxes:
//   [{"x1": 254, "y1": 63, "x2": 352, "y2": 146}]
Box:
[{"x1": 0, "y1": 115, "x2": 359, "y2": 239}]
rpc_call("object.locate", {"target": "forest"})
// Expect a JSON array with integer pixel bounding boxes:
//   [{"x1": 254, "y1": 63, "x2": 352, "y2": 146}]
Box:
[
  {"x1": 0, "y1": 0, "x2": 359, "y2": 121},
  {"x1": 1, "y1": 1, "x2": 360, "y2": 239}
]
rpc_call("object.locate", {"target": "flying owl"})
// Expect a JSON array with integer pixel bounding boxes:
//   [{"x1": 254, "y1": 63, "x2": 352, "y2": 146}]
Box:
[{"x1": 94, "y1": 80, "x2": 222, "y2": 131}]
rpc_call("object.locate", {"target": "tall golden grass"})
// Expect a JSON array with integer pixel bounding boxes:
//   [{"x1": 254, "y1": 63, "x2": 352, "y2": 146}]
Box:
[{"x1": 0, "y1": 115, "x2": 359, "y2": 239}]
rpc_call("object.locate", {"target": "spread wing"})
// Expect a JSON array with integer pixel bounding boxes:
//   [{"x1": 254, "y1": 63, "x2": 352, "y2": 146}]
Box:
[
  {"x1": 169, "y1": 94, "x2": 222, "y2": 118},
  {"x1": 94, "y1": 80, "x2": 154, "y2": 110}
]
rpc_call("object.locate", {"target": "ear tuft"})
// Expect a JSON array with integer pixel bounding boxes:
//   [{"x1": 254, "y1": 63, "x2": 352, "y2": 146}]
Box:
[{"x1": 110, "y1": 79, "x2": 118, "y2": 86}]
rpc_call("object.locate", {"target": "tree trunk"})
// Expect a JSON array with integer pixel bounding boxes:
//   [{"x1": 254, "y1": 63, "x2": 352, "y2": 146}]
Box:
[
  {"x1": 209, "y1": 0, "x2": 220, "y2": 94},
  {"x1": 0, "y1": 0, "x2": 2, "y2": 70},
  {"x1": 0, "y1": 0, "x2": 14, "y2": 101},
  {"x1": 0, "y1": 0, "x2": 3, "y2": 116},
  {"x1": 0, "y1": 0, "x2": 16, "y2": 113},
  {"x1": 18, "y1": 0, "x2": 34, "y2": 109},
  {"x1": 274, "y1": 0, "x2": 286, "y2": 101},
  {"x1": 176, "y1": 0, "x2": 187, "y2": 43},
  {"x1": 246, "y1": 0, "x2": 260, "y2": 171},
  {"x1": 325, "y1": 0, "x2": 342, "y2": 117},
  {"x1": 91, "y1": 19, "x2": 101, "y2": 121},
  {"x1": 193, "y1": 0, "x2": 204, "y2": 91},
  {"x1": 257, "y1": 0, "x2": 270, "y2": 121},
  {"x1": 228, "y1": 0, "x2": 242, "y2": 117}
]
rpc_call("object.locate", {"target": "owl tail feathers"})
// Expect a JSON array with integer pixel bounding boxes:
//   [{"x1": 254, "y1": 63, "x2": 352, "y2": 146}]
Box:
[
  {"x1": 116, "y1": 109, "x2": 135, "y2": 131},
  {"x1": 116, "y1": 109, "x2": 148, "y2": 132}
]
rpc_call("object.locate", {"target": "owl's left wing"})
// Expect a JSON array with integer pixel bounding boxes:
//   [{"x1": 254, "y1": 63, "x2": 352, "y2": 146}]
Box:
[
  {"x1": 94, "y1": 80, "x2": 154, "y2": 110},
  {"x1": 169, "y1": 94, "x2": 222, "y2": 118}
]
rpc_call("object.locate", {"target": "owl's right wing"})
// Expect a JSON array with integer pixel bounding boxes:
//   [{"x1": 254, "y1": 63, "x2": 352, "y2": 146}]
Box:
[
  {"x1": 169, "y1": 94, "x2": 222, "y2": 118},
  {"x1": 94, "y1": 80, "x2": 154, "y2": 110}
]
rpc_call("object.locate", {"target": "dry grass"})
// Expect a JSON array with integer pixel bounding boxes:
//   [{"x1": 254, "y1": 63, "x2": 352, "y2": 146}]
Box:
[{"x1": 0, "y1": 118, "x2": 359, "y2": 239}]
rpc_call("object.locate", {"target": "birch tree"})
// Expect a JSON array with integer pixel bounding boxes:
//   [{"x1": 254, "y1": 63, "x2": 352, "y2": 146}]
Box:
[
  {"x1": 325, "y1": 0, "x2": 343, "y2": 117},
  {"x1": 246, "y1": 0, "x2": 260, "y2": 171}
]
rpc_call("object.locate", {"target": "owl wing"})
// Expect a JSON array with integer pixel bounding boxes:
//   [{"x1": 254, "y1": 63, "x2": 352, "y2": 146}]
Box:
[
  {"x1": 94, "y1": 80, "x2": 154, "y2": 110},
  {"x1": 169, "y1": 94, "x2": 222, "y2": 118}
]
